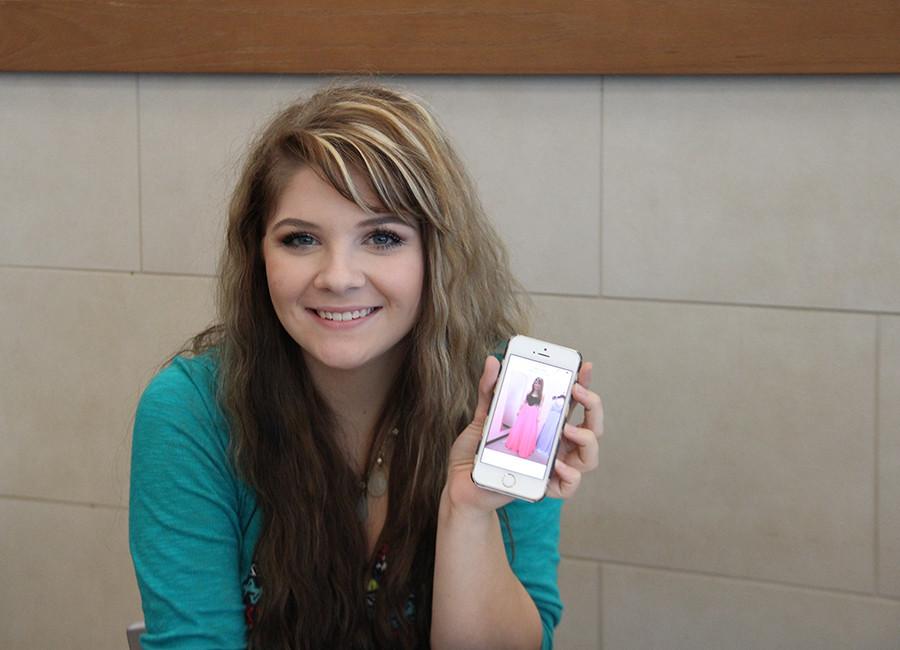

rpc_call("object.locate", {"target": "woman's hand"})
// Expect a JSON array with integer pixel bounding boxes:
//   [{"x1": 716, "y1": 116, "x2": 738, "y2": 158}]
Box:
[
  {"x1": 442, "y1": 356, "x2": 604, "y2": 518},
  {"x1": 443, "y1": 356, "x2": 513, "y2": 518},
  {"x1": 546, "y1": 360, "x2": 603, "y2": 499}
]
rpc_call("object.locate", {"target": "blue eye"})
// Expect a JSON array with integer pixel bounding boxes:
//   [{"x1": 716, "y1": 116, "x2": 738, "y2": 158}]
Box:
[
  {"x1": 282, "y1": 232, "x2": 318, "y2": 248},
  {"x1": 368, "y1": 229, "x2": 404, "y2": 250}
]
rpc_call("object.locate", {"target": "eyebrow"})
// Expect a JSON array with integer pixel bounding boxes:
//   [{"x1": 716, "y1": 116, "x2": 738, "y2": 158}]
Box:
[{"x1": 270, "y1": 215, "x2": 411, "y2": 231}]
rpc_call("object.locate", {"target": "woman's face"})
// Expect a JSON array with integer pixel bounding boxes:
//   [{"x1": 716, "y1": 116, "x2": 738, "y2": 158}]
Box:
[
  {"x1": 262, "y1": 166, "x2": 424, "y2": 373},
  {"x1": 532, "y1": 378, "x2": 543, "y2": 392}
]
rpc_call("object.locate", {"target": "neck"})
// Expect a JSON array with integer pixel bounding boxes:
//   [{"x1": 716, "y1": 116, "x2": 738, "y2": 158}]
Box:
[{"x1": 303, "y1": 344, "x2": 406, "y2": 462}]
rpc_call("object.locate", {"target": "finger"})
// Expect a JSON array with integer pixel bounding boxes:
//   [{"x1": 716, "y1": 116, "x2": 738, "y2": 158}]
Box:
[
  {"x1": 577, "y1": 361, "x2": 593, "y2": 391},
  {"x1": 471, "y1": 355, "x2": 501, "y2": 428},
  {"x1": 572, "y1": 383, "x2": 604, "y2": 436},
  {"x1": 560, "y1": 423, "x2": 599, "y2": 472},
  {"x1": 550, "y1": 458, "x2": 582, "y2": 499},
  {"x1": 555, "y1": 435, "x2": 574, "y2": 460}
]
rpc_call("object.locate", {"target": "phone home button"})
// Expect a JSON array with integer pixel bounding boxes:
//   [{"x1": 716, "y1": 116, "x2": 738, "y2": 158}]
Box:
[{"x1": 502, "y1": 473, "x2": 516, "y2": 488}]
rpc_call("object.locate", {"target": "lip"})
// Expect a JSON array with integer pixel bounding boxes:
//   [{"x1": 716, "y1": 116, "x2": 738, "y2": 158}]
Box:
[{"x1": 306, "y1": 306, "x2": 381, "y2": 329}]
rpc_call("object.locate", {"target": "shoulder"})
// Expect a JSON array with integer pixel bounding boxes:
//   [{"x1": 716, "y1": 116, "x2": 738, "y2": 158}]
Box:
[
  {"x1": 140, "y1": 350, "x2": 220, "y2": 409},
  {"x1": 129, "y1": 351, "x2": 252, "y2": 648},
  {"x1": 133, "y1": 349, "x2": 231, "y2": 470},
  {"x1": 138, "y1": 350, "x2": 223, "y2": 427}
]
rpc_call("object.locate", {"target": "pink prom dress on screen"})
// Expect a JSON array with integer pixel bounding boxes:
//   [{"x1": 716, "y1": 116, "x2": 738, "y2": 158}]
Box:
[{"x1": 504, "y1": 401, "x2": 541, "y2": 459}]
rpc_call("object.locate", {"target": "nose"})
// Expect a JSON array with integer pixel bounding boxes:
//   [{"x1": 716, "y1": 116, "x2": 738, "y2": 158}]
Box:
[{"x1": 312, "y1": 247, "x2": 366, "y2": 294}]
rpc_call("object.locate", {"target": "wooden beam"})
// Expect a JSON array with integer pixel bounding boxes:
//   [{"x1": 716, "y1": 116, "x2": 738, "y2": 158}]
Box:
[{"x1": 1, "y1": 1, "x2": 899, "y2": 75}]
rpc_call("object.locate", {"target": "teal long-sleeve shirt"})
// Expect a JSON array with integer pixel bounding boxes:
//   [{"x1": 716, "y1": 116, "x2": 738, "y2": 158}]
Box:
[{"x1": 129, "y1": 351, "x2": 563, "y2": 649}]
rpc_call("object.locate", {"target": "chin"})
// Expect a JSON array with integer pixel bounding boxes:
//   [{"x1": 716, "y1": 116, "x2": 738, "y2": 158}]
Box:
[
  {"x1": 315, "y1": 354, "x2": 373, "y2": 372},
  {"x1": 303, "y1": 344, "x2": 377, "y2": 372}
]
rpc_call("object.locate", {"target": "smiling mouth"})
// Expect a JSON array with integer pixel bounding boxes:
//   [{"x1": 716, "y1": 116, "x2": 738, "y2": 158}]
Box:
[{"x1": 310, "y1": 307, "x2": 381, "y2": 322}]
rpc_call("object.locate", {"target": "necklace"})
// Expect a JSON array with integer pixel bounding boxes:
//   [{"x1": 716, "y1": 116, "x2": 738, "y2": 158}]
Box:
[{"x1": 356, "y1": 426, "x2": 398, "y2": 521}]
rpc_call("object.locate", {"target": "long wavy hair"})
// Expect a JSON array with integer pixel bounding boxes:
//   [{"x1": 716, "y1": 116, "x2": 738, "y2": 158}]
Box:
[{"x1": 178, "y1": 80, "x2": 529, "y2": 649}]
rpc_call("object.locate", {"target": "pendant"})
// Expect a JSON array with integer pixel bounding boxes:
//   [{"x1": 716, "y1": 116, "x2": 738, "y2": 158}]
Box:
[{"x1": 367, "y1": 464, "x2": 388, "y2": 498}]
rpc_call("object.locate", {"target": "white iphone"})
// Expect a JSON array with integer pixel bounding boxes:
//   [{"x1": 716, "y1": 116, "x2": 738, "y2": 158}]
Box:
[{"x1": 472, "y1": 335, "x2": 582, "y2": 502}]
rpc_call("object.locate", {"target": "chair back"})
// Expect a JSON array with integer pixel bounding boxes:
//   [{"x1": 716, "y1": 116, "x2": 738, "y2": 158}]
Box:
[{"x1": 126, "y1": 621, "x2": 145, "y2": 650}]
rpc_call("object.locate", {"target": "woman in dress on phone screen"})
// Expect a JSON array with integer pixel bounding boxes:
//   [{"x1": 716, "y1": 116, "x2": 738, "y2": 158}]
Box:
[
  {"x1": 504, "y1": 377, "x2": 544, "y2": 459},
  {"x1": 129, "y1": 81, "x2": 604, "y2": 650}
]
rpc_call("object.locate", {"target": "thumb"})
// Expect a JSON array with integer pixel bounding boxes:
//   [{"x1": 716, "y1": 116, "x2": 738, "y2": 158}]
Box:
[
  {"x1": 451, "y1": 356, "x2": 502, "y2": 466},
  {"x1": 470, "y1": 355, "x2": 501, "y2": 431}
]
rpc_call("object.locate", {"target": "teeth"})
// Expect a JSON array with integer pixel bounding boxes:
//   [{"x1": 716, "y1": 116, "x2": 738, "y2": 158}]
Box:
[{"x1": 315, "y1": 308, "x2": 375, "y2": 322}]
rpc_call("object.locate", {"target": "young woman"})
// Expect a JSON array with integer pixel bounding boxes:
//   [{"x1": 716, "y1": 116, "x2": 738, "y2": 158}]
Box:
[
  {"x1": 129, "y1": 81, "x2": 603, "y2": 650},
  {"x1": 504, "y1": 377, "x2": 544, "y2": 459}
]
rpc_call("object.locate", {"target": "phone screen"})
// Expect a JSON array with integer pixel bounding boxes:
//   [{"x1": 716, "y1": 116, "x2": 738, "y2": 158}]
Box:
[{"x1": 480, "y1": 353, "x2": 574, "y2": 479}]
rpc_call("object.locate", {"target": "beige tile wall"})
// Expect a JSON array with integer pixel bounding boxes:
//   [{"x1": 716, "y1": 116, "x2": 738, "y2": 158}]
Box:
[
  {"x1": 0, "y1": 498, "x2": 142, "y2": 650},
  {"x1": 601, "y1": 77, "x2": 900, "y2": 313},
  {"x1": 534, "y1": 295, "x2": 876, "y2": 592},
  {"x1": 879, "y1": 316, "x2": 900, "y2": 598},
  {"x1": 139, "y1": 75, "x2": 322, "y2": 276},
  {"x1": 1, "y1": 72, "x2": 897, "y2": 649},
  {"x1": 0, "y1": 268, "x2": 215, "y2": 507},
  {"x1": 0, "y1": 74, "x2": 141, "y2": 271},
  {"x1": 601, "y1": 564, "x2": 900, "y2": 650},
  {"x1": 557, "y1": 558, "x2": 601, "y2": 649}
]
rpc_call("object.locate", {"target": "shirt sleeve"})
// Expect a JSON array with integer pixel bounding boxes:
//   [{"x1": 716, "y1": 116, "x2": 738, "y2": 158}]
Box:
[
  {"x1": 499, "y1": 497, "x2": 565, "y2": 650},
  {"x1": 129, "y1": 357, "x2": 248, "y2": 650}
]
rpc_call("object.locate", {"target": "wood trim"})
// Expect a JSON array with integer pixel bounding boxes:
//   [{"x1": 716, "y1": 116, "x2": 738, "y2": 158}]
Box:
[{"x1": 2, "y1": 1, "x2": 899, "y2": 75}]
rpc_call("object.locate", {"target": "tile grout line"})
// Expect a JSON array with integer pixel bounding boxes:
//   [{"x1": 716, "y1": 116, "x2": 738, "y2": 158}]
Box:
[
  {"x1": 136, "y1": 73, "x2": 144, "y2": 272},
  {"x1": 534, "y1": 292, "x2": 900, "y2": 317},
  {"x1": 596, "y1": 77, "x2": 605, "y2": 650},
  {"x1": 874, "y1": 315, "x2": 881, "y2": 594},
  {"x1": 559, "y1": 553, "x2": 900, "y2": 605},
  {"x1": 0, "y1": 493, "x2": 126, "y2": 511},
  {"x1": 597, "y1": 75, "x2": 604, "y2": 300},
  {"x1": 597, "y1": 558, "x2": 604, "y2": 650},
  {"x1": 0, "y1": 263, "x2": 215, "y2": 279}
]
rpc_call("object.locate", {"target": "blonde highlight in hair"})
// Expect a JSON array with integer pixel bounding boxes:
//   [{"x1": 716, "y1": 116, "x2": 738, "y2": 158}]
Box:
[{"x1": 180, "y1": 80, "x2": 529, "y2": 649}]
